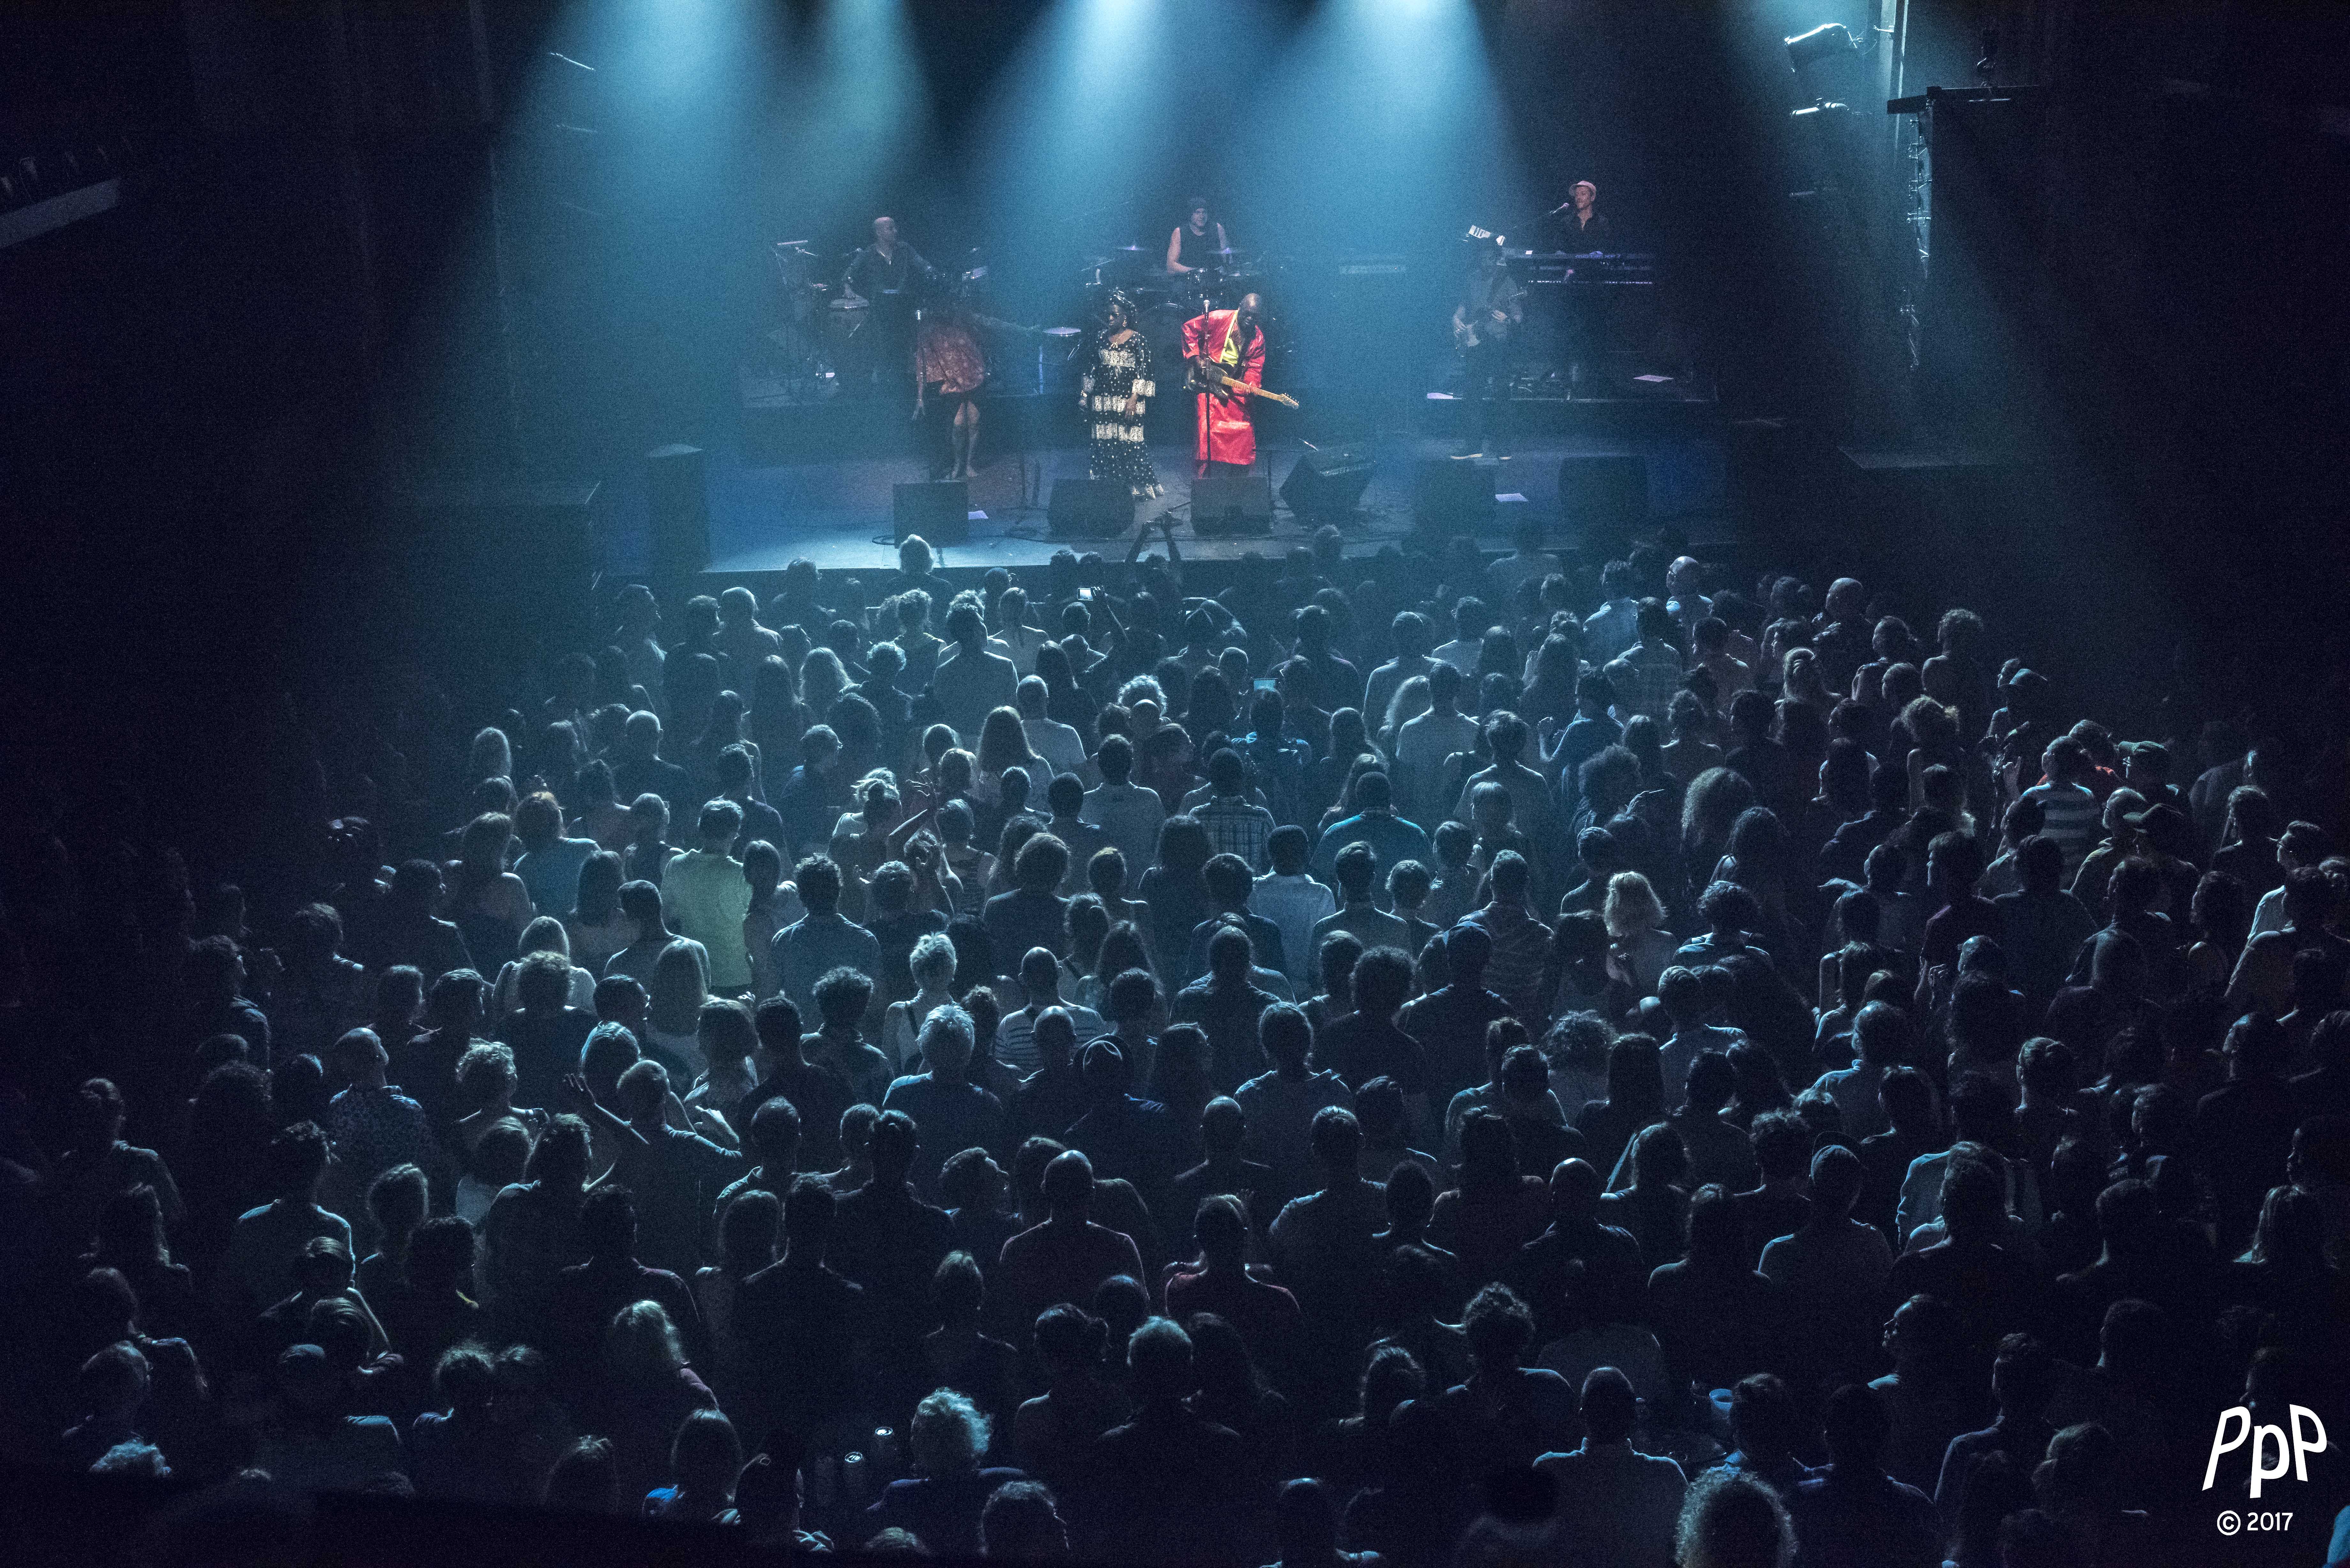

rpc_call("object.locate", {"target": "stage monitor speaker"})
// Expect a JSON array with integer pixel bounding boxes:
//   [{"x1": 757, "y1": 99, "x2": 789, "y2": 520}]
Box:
[
  {"x1": 893, "y1": 481, "x2": 969, "y2": 545},
  {"x1": 1190, "y1": 475, "x2": 1274, "y2": 536},
  {"x1": 1048, "y1": 477, "x2": 1133, "y2": 537},
  {"x1": 1557, "y1": 454, "x2": 1648, "y2": 551},
  {"x1": 646, "y1": 443, "x2": 709, "y2": 579},
  {"x1": 1412, "y1": 458, "x2": 1497, "y2": 535},
  {"x1": 1280, "y1": 447, "x2": 1374, "y2": 522}
]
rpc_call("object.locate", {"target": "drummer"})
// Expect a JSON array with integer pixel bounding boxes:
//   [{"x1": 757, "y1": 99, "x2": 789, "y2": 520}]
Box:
[
  {"x1": 843, "y1": 216, "x2": 938, "y2": 397},
  {"x1": 1165, "y1": 197, "x2": 1231, "y2": 277}
]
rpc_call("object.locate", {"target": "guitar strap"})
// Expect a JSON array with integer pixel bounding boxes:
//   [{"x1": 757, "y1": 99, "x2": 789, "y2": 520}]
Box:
[{"x1": 1212, "y1": 310, "x2": 1242, "y2": 372}]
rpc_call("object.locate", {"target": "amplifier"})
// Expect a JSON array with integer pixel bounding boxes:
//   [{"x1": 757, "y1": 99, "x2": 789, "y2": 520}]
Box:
[
  {"x1": 1048, "y1": 478, "x2": 1133, "y2": 537},
  {"x1": 1190, "y1": 476, "x2": 1274, "y2": 535}
]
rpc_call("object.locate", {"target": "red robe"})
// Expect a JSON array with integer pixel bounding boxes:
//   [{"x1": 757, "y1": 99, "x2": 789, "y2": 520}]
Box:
[{"x1": 1181, "y1": 309, "x2": 1264, "y2": 471}]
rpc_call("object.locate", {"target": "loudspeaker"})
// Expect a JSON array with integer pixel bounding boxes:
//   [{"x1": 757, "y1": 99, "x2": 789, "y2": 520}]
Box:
[
  {"x1": 1280, "y1": 447, "x2": 1374, "y2": 522},
  {"x1": 646, "y1": 444, "x2": 709, "y2": 579},
  {"x1": 1557, "y1": 454, "x2": 1648, "y2": 550},
  {"x1": 1048, "y1": 478, "x2": 1133, "y2": 537},
  {"x1": 1412, "y1": 458, "x2": 1498, "y2": 534},
  {"x1": 893, "y1": 481, "x2": 970, "y2": 545},
  {"x1": 1190, "y1": 476, "x2": 1274, "y2": 536}
]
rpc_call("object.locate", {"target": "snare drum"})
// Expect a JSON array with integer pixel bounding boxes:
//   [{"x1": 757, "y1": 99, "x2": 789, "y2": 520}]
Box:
[{"x1": 826, "y1": 297, "x2": 869, "y2": 347}]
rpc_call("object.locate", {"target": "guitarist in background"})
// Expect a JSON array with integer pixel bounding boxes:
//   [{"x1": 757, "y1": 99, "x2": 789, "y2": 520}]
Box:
[
  {"x1": 1451, "y1": 241, "x2": 1524, "y2": 459},
  {"x1": 1181, "y1": 292, "x2": 1269, "y2": 478}
]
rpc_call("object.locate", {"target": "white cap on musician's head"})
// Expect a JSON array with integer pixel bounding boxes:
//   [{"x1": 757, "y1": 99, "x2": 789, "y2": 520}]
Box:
[{"x1": 1573, "y1": 180, "x2": 1597, "y2": 198}]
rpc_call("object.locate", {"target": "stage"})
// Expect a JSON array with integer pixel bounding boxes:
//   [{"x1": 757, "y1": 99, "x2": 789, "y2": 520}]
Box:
[{"x1": 601, "y1": 380, "x2": 1730, "y2": 586}]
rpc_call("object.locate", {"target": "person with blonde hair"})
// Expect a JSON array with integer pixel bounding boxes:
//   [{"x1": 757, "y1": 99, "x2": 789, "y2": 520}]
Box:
[
  {"x1": 492, "y1": 915, "x2": 594, "y2": 1019},
  {"x1": 883, "y1": 931, "x2": 961, "y2": 1074},
  {"x1": 1603, "y1": 871, "x2": 1678, "y2": 998},
  {"x1": 863, "y1": 1387, "x2": 1021, "y2": 1555},
  {"x1": 451, "y1": 1042, "x2": 548, "y2": 1152},
  {"x1": 597, "y1": 1298, "x2": 718, "y2": 1501}
]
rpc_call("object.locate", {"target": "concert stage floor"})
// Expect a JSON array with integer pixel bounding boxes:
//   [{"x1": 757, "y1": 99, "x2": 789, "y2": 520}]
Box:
[{"x1": 621, "y1": 414, "x2": 1728, "y2": 586}]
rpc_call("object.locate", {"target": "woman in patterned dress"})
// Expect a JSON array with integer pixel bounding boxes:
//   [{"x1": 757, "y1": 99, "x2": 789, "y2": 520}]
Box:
[
  {"x1": 914, "y1": 300, "x2": 989, "y2": 480},
  {"x1": 1081, "y1": 291, "x2": 1161, "y2": 500}
]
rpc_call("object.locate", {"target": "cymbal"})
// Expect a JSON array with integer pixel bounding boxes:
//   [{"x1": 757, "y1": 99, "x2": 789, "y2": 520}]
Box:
[
  {"x1": 1112, "y1": 244, "x2": 1149, "y2": 253},
  {"x1": 1043, "y1": 327, "x2": 1082, "y2": 337}
]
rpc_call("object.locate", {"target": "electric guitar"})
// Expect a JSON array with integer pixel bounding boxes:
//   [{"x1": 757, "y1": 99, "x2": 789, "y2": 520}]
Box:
[
  {"x1": 1454, "y1": 305, "x2": 1516, "y2": 352},
  {"x1": 1187, "y1": 356, "x2": 1300, "y2": 408}
]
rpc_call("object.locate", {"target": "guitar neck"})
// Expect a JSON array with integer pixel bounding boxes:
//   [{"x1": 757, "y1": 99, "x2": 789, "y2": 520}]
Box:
[{"x1": 1199, "y1": 366, "x2": 1296, "y2": 407}]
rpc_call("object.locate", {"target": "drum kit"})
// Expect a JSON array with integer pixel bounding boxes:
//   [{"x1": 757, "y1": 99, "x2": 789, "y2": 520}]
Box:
[
  {"x1": 1068, "y1": 240, "x2": 1273, "y2": 388},
  {"x1": 1076, "y1": 241, "x2": 1270, "y2": 336},
  {"x1": 761, "y1": 239, "x2": 864, "y2": 396},
  {"x1": 759, "y1": 230, "x2": 1275, "y2": 399}
]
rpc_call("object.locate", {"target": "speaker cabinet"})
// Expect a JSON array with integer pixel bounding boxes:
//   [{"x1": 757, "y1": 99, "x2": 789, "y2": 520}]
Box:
[
  {"x1": 646, "y1": 444, "x2": 709, "y2": 580},
  {"x1": 1557, "y1": 454, "x2": 1648, "y2": 552},
  {"x1": 1280, "y1": 447, "x2": 1375, "y2": 523},
  {"x1": 1411, "y1": 458, "x2": 1498, "y2": 535},
  {"x1": 893, "y1": 481, "x2": 970, "y2": 545},
  {"x1": 1190, "y1": 476, "x2": 1274, "y2": 535},
  {"x1": 1048, "y1": 478, "x2": 1134, "y2": 537}
]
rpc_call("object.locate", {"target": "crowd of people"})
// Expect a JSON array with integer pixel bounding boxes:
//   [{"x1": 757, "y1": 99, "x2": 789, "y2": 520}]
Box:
[{"x1": 5, "y1": 516, "x2": 2349, "y2": 1567}]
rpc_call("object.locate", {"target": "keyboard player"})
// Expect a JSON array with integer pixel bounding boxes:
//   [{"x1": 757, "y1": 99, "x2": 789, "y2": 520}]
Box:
[{"x1": 1544, "y1": 180, "x2": 1613, "y2": 251}]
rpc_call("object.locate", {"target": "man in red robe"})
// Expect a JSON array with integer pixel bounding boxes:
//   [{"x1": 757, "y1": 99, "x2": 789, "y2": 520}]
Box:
[{"x1": 1180, "y1": 293, "x2": 1265, "y2": 477}]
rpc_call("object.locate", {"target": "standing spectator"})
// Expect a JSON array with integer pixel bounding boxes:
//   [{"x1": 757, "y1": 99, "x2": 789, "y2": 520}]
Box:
[
  {"x1": 1760, "y1": 1145, "x2": 1891, "y2": 1397},
  {"x1": 769, "y1": 856, "x2": 880, "y2": 1017},
  {"x1": 985, "y1": 834, "x2": 1073, "y2": 967},
  {"x1": 1582, "y1": 561, "x2": 1642, "y2": 667},
  {"x1": 1435, "y1": 1284, "x2": 1579, "y2": 1479},
  {"x1": 883, "y1": 1005, "x2": 1007, "y2": 1199},
  {"x1": 1310, "y1": 774, "x2": 1431, "y2": 892},
  {"x1": 513, "y1": 792, "x2": 600, "y2": 921},
  {"x1": 1787, "y1": 1383, "x2": 1940, "y2": 1568},
  {"x1": 663, "y1": 800, "x2": 754, "y2": 993},
  {"x1": 1234, "y1": 1006, "x2": 1353, "y2": 1205},
  {"x1": 222, "y1": 1122, "x2": 352, "y2": 1323},
  {"x1": 996, "y1": 1150, "x2": 1146, "y2": 1348},
  {"x1": 1081, "y1": 735, "x2": 1168, "y2": 885},
  {"x1": 1536, "y1": 1367, "x2": 1688, "y2": 1567},
  {"x1": 1401, "y1": 927, "x2": 1515, "y2": 1107},
  {"x1": 1194, "y1": 749, "x2": 1278, "y2": 869},
  {"x1": 831, "y1": 1109, "x2": 958, "y2": 1346},
  {"x1": 1175, "y1": 926, "x2": 1285, "y2": 1093},
  {"x1": 2021, "y1": 737, "x2": 2102, "y2": 877},
  {"x1": 935, "y1": 593, "x2": 1021, "y2": 746},
  {"x1": 322, "y1": 1029, "x2": 438, "y2": 1221},
  {"x1": 1459, "y1": 852, "x2": 1551, "y2": 1021},
  {"x1": 1602, "y1": 601, "x2": 1686, "y2": 724},
  {"x1": 603, "y1": 1059, "x2": 744, "y2": 1278}
]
